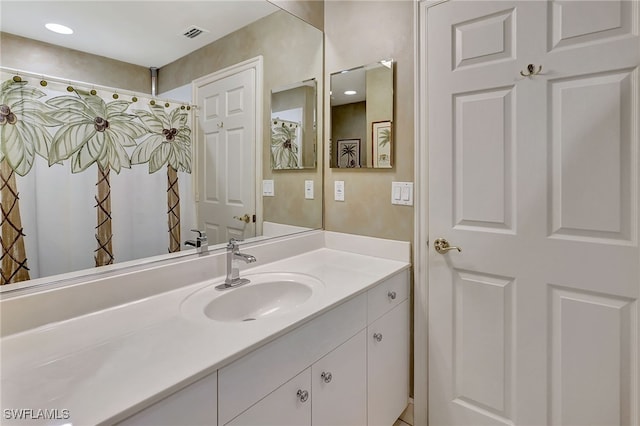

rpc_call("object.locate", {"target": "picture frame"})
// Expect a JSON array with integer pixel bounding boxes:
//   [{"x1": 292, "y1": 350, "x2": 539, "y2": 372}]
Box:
[
  {"x1": 337, "y1": 139, "x2": 361, "y2": 168},
  {"x1": 372, "y1": 120, "x2": 392, "y2": 168}
]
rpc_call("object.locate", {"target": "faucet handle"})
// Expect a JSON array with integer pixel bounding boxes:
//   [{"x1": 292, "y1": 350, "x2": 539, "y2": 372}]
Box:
[
  {"x1": 227, "y1": 238, "x2": 244, "y2": 249},
  {"x1": 191, "y1": 229, "x2": 207, "y2": 240}
]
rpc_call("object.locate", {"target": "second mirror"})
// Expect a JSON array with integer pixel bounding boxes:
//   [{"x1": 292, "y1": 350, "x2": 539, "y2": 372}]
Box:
[{"x1": 330, "y1": 59, "x2": 394, "y2": 168}]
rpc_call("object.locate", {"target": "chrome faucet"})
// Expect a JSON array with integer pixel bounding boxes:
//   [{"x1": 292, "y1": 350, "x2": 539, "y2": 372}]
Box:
[
  {"x1": 215, "y1": 238, "x2": 256, "y2": 290},
  {"x1": 185, "y1": 229, "x2": 208, "y2": 253}
]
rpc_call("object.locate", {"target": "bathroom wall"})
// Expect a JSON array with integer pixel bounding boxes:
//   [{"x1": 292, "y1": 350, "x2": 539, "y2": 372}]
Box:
[
  {"x1": 324, "y1": 1, "x2": 415, "y2": 242},
  {"x1": 331, "y1": 102, "x2": 367, "y2": 166},
  {"x1": 160, "y1": 10, "x2": 323, "y2": 230},
  {"x1": 268, "y1": 0, "x2": 324, "y2": 30},
  {"x1": 0, "y1": 32, "x2": 150, "y2": 93}
]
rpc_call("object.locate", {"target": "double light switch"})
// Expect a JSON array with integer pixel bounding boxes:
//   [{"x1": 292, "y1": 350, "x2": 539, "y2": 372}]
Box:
[{"x1": 391, "y1": 182, "x2": 413, "y2": 206}]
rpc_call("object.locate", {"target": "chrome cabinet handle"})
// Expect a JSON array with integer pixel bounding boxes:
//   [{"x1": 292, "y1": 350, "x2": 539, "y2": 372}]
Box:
[
  {"x1": 321, "y1": 372, "x2": 332, "y2": 383},
  {"x1": 373, "y1": 333, "x2": 383, "y2": 342},
  {"x1": 297, "y1": 389, "x2": 309, "y2": 402},
  {"x1": 434, "y1": 238, "x2": 462, "y2": 254},
  {"x1": 388, "y1": 291, "x2": 397, "y2": 300}
]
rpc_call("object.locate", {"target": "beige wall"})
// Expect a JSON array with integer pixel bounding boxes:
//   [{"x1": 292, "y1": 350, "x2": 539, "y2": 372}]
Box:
[
  {"x1": 366, "y1": 65, "x2": 394, "y2": 167},
  {"x1": 161, "y1": 10, "x2": 323, "y2": 230},
  {"x1": 0, "y1": 32, "x2": 150, "y2": 93},
  {"x1": 324, "y1": 1, "x2": 414, "y2": 242},
  {"x1": 331, "y1": 102, "x2": 367, "y2": 166},
  {"x1": 268, "y1": 0, "x2": 324, "y2": 30}
]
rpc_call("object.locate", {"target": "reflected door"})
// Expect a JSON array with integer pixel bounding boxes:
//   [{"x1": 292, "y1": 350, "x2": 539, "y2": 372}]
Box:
[
  {"x1": 427, "y1": 0, "x2": 639, "y2": 424},
  {"x1": 195, "y1": 66, "x2": 256, "y2": 244}
]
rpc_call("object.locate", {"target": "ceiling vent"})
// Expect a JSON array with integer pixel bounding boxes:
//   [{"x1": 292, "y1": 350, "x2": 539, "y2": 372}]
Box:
[{"x1": 182, "y1": 25, "x2": 208, "y2": 39}]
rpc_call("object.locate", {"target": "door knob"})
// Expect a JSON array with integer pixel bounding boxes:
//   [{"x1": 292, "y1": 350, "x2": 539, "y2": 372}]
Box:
[
  {"x1": 434, "y1": 238, "x2": 462, "y2": 254},
  {"x1": 321, "y1": 371, "x2": 332, "y2": 383},
  {"x1": 297, "y1": 389, "x2": 309, "y2": 402},
  {"x1": 234, "y1": 214, "x2": 251, "y2": 223},
  {"x1": 373, "y1": 333, "x2": 383, "y2": 342}
]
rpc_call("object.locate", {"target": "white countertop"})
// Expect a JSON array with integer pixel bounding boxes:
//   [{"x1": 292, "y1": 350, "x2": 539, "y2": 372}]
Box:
[{"x1": 0, "y1": 244, "x2": 409, "y2": 426}]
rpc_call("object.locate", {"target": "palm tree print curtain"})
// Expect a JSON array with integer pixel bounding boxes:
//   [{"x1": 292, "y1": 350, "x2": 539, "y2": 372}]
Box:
[
  {"x1": 0, "y1": 72, "x2": 192, "y2": 285},
  {"x1": 271, "y1": 118, "x2": 301, "y2": 169}
]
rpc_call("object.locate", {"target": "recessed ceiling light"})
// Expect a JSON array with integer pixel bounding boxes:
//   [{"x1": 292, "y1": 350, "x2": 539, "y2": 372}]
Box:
[
  {"x1": 344, "y1": 90, "x2": 357, "y2": 95},
  {"x1": 45, "y1": 23, "x2": 73, "y2": 35}
]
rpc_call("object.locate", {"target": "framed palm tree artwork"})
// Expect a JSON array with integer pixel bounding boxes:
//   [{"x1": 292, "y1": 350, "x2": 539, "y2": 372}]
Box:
[
  {"x1": 372, "y1": 120, "x2": 392, "y2": 168},
  {"x1": 337, "y1": 139, "x2": 360, "y2": 168}
]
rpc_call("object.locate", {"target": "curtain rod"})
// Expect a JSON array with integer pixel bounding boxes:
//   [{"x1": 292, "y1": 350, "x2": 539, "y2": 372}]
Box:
[{"x1": 0, "y1": 66, "x2": 195, "y2": 109}]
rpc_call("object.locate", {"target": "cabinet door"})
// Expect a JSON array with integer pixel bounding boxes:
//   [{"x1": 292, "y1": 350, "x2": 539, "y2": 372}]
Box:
[
  {"x1": 312, "y1": 329, "x2": 367, "y2": 426},
  {"x1": 226, "y1": 368, "x2": 311, "y2": 426},
  {"x1": 368, "y1": 300, "x2": 409, "y2": 426},
  {"x1": 116, "y1": 372, "x2": 217, "y2": 426}
]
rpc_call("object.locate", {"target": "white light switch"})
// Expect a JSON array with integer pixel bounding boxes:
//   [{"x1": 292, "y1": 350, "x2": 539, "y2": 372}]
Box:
[
  {"x1": 305, "y1": 180, "x2": 314, "y2": 199},
  {"x1": 393, "y1": 185, "x2": 401, "y2": 201},
  {"x1": 391, "y1": 182, "x2": 413, "y2": 206},
  {"x1": 334, "y1": 181, "x2": 345, "y2": 201},
  {"x1": 262, "y1": 180, "x2": 274, "y2": 197}
]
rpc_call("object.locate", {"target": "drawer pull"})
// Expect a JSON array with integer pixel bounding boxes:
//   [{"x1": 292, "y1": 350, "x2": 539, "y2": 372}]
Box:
[
  {"x1": 321, "y1": 371, "x2": 332, "y2": 383},
  {"x1": 388, "y1": 291, "x2": 397, "y2": 300},
  {"x1": 373, "y1": 333, "x2": 383, "y2": 342},
  {"x1": 297, "y1": 389, "x2": 309, "y2": 402}
]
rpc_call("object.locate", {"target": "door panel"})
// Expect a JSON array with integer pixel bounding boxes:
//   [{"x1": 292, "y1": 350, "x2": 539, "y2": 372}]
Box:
[
  {"x1": 426, "y1": 1, "x2": 639, "y2": 425},
  {"x1": 549, "y1": 286, "x2": 635, "y2": 426},
  {"x1": 453, "y1": 87, "x2": 515, "y2": 232},
  {"x1": 453, "y1": 270, "x2": 514, "y2": 421},
  {"x1": 549, "y1": 69, "x2": 635, "y2": 243},
  {"x1": 549, "y1": 0, "x2": 634, "y2": 51}
]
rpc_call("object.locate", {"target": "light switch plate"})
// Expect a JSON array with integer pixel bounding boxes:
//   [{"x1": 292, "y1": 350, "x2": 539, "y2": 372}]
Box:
[
  {"x1": 262, "y1": 180, "x2": 275, "y2": 197},
  {"x1": 305, "y1": 180, "x2": 314, "y2": 199},
  {"x1": 334, "y1": 181, "x2": 345, "y2": 201},
  {"x1": 391, "y1": 182, "x2": 413, "y2": 206}
]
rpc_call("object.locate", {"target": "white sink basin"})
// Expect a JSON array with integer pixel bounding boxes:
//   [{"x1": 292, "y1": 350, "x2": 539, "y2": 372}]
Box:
[{"x1": 181, "y1": 272, "x2": 324, "y2": 323}]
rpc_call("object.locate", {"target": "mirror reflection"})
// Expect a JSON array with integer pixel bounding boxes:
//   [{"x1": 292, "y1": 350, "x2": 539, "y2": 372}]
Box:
[
  {"x1": 330, "y1": 59, "x2": 394, "y2": 168},
  {"x1": 270, "y1": 79, "x2": 317, "y2": 170},
  {"x1": 0, "y1": 2, "x2": 323, "y2": 287}
]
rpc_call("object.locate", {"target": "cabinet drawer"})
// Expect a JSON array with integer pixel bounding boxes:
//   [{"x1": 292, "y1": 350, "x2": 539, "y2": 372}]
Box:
[
  {"x1": 218, "y1": 294, "x2": 367, "y2": 425},
  {"x1": 367, "y1": 269, "x2": 409, "y2": 324}
]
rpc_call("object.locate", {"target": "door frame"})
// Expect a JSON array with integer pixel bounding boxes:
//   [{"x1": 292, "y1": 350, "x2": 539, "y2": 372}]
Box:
[
  {"x1": 192, "y1": 56, "x2": 264, "y2": 237},
  {"x1": 414, "y1": 1, "x2": 449, "y2": 425}
]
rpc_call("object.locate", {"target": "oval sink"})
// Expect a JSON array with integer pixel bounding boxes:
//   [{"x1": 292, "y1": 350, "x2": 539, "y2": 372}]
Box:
[{"x1": 181, "y1": 272, "x2": 324, "y2": 323}]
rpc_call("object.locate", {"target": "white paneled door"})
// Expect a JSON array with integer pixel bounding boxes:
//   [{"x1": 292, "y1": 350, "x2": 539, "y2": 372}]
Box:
[
  {"x1": 426, "y1": 1, "x2": 639, "y2": 424},
  {"x1": 194, "y1": 63, "x2": 258, "y2": 244}
]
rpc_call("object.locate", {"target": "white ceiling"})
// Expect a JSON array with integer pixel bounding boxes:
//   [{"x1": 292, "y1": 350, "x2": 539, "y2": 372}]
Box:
[{"x1": 0, "y1": 1, "x2": 280, "y2": 68}]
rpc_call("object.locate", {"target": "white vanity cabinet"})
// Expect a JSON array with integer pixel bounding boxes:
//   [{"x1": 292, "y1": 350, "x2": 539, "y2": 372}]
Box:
[
  {"x1": 367, "y1": 271, "x2": 411, "y2": 426},
  {"x1": 220, "y1": 269, "x2": 409, "y2": 426},
  {"x1": 116, "y1": 372, "x2": 217, "y2": 426},
  {"x1": 368, "y1": 300, "x2": 410, "y2": 426},
  {"x1": 119, "y1": 269, "x2": 409, "y2": 426},
  {"x1": 226, "y1": 369, "x2": 312, "y2": 426},
  {"x1": 311, "y1": 329, "x2": 368, "y2": 426}
]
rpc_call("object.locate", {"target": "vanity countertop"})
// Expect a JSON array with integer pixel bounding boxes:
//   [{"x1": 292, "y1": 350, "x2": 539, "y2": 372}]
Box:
[{"x1": 0, "y1": 241, "x2": 410, "y2": 425}]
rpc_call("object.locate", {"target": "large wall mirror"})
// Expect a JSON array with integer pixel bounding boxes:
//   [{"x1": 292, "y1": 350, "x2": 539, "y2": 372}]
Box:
[
  {"x1": 0, "y1": 1, "x2": 323, "y2": 289},
  {"x1": 330, "y1": 60, "x2": 394, "y2": 168}
]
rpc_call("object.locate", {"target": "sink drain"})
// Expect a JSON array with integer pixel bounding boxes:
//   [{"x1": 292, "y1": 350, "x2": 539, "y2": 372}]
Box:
[{"x1": 242, "y1": 318, "x2": 256, "y2": 322}]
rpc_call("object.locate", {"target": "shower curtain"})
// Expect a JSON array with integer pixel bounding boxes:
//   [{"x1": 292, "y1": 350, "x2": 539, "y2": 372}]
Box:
[{"x1": 0, "y1": 71, "x2": 194, "y2": 284}]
